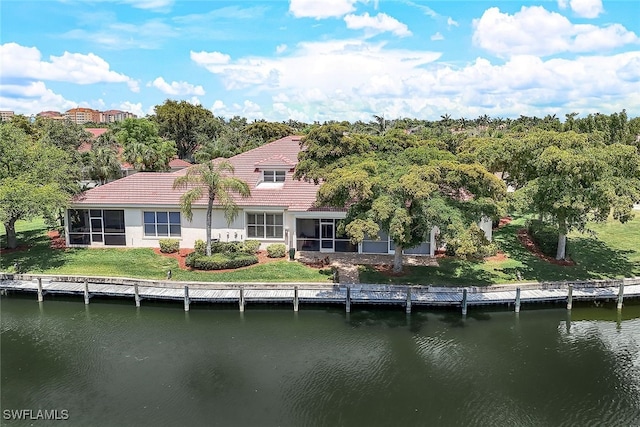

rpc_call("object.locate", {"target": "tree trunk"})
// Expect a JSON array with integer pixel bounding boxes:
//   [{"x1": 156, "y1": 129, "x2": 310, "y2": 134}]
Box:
[
  {"x1": 556, "y1": 217, "x2": 567, "y2": 260},
  {"x1": 206, "y1": 197, "x2": 213, "y2": 256},
  {"x1": 4, "y1": 218, "x2": 17, "y2": 249},
  {"x1": 393, "y1": 246, "x2": 403, "y2": 274},
  {"x1": 556, "y1": 233, "x2": 567, "y2": 260}
]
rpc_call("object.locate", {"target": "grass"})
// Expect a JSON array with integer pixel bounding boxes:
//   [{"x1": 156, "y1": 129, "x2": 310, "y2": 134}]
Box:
[
  {"x1": 3, "y1": 216, "x2": 639, "y2": 285},
  {"x1": 0, "y1": 221, "x2": 333, "y2": 283},
  {"x1": 359, "y1": 215, "x2": 640, "y2": 286}
]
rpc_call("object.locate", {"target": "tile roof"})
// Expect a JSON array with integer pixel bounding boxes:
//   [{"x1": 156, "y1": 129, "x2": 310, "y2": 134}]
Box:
[
  {"x1": 85, "y1": 128, "x2": 108, "y2": 139},
  {"x1": 72, "y1": 135, "x2": 341, "y2": 213},
  {"x1": 254, "y1": 154, "x2": 296, "y2": 168}
]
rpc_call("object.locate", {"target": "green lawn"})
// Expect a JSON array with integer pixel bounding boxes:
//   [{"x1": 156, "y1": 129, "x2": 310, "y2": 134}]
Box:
[
  {"x1": 0, "y1": 221, "x2": 333, "y2": 283},
  {"x1": 3, "y1": 216, "x2": 639, "y2": 285},
  {"x1": 359, "y1": 216, "x2": 640, "y2": 286}
]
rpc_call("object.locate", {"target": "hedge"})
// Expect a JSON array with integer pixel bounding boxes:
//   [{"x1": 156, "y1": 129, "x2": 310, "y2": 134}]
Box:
[
  {"x1": 243, "y1": 240, "x2": 261, "y2": 254},
  {"x1": 159, "y1": 238, "x2": 180, "y2": 253},
  {"x1": 527, "y1": 219, "x2": 558, "y2": 257},
  {"x1": 266, "y1": 243, "x2": 286, "y2": 258},
  {"x1": 185, "y1": 252, "x2": 258, "y2": 270}
]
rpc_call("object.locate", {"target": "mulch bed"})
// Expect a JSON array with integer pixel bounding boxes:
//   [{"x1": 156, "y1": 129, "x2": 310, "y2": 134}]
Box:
[
  {"x1": 47, "y1": 230, "x2": 67, "y2": 249},
  {"x1": 496, "y1": 216, "x2": 512, "y2": 228},
  {"x1": 152, "y1": 248, "x2": 286, "y2": 272},
  {"x1": 371, "y1": 264, "x2": 406, "y2": 277},
  {"x1": 485, "y1": 252, "x2": 508, "y2": 262},
  {"x1": 517, "y1": 228, "x2": 575, "y2": 266}
]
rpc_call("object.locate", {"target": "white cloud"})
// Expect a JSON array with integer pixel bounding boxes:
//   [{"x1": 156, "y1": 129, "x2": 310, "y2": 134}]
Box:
[
  {"x1": 404, "y1": 1, "x2": 438, "y2": 18},
  {"x1": 447, "y1": 17, "x2": 459, "y2": 27},
  {"x1": 61, "y1": 20, "x2": 177, "y2": 50},
  {"x1": 473, "y1": 6, "x2": 639, "y2": 57},
  {"x1": 210, "y1": 99, "x2": 263, "y2": 120},
  {"x1": 0, "y1": 81, "x2": 77, "y2": 114},
  {"x1": 150, "y1": 77, "x2": 205, "y2": 96},
  {"x1": 276, "y1": 44, "x2": 288, "y2": 54},
  {"x1": 0, "y1": 43, "x2": 139, "y2": 91},
  {"x1": 120, "y1": 0, "x2": 174, "y2": 12},
  {"x1": 119, "y1": 101, "x2": 145, "y2": 117},
  {"x1": 289, "y1": 0, "x2": 358, "y2": 19},
  {"x1": 190, "y1": 50, "x2": 231, "y2": 65},
  {"x1": 192, "y1": 39, "x2": 441, "y2": 94},
  {"x1": 344, "y1": 12, "x2": 412, "y2": 37},
  {"x1": 560, "y1": 0, "x2": 604, "y2": 18},
  {"x1": 431, "y1": 32, "x2": 444, "y2": 41},
  {"x1": 196, "y1": 36, "x2": 640, "y2": 122}
]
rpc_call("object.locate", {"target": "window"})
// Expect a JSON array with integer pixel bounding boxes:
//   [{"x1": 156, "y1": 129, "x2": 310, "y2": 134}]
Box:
[
  {"x1": 263, "y1": 170, "x2": 286, "y2": 183},
  {"x1": 67, "y1": 209, "x2": 125, "y2": 246},
  {"x1": 247, "y1": 213, "x2": 283, "y2": 238},
  {"x1": 144, "y1": 211, "x2": 181, "y2": 237}
]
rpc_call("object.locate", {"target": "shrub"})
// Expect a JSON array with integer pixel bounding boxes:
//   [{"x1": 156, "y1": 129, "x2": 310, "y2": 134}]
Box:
[
  {"x1": 185, "y1": 252, "x2": 258, "y2": 270},
  {"x1": 194, "y1": 239, "x2": 206, "y2": 255},
  {"x1": 526, "y1": 219, "x2": 558, "y2": 257},
  {"x1": 210, "y1": 241, "x2": 244, "y2": 254},
  {"x1": 446, "y1": 224, "x2": 497, "y2": 260},
  {"x1": 159, "y1": 238, "x2": 180, "y2": 253},
  {"x1": 242, "y1": 240, "x2": 261, "y2": 254},
  {"x1": 266, "y1": 243, "x2": 286, "y2": 258}
]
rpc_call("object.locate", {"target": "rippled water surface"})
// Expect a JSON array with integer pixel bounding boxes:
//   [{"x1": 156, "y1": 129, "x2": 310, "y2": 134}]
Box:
[{"x1": 2, "y1": 297, "x2": 639, "y2": 426}]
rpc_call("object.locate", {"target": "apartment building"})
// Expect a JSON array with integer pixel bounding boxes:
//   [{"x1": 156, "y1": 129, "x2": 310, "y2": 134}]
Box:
[{"x1": 0, "y1": 111, "x2": 15, "y2": 121}]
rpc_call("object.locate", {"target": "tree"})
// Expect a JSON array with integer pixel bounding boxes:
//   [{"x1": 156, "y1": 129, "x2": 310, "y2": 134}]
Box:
[
  {"x1": 243, "y1": 121, "x2": 294, "y2": 144},
  {"x1": 114, "y1": 118, "x2": 177, "y2": 171},
  {"x1": 172, "y1": 161, "x2": 250, "y2": 256},
  {"x1": 84, "y1": 145, "x2": 122, "y2": 185},
  {"x1": 506, "y1": 131, "x2": 640, "y2": 260},
  {"x1": 0, "y1": 123, "x2": 78, "y2": 248},
  {"x1": 153, "y1": 100, "x2": 222, "y2": 160},
  {"x1": 295, "y1": 125, "x2": 505, "y2": 273},
  {"x1": 34, "y1": 117, "x2": 91, "y2": 152}
]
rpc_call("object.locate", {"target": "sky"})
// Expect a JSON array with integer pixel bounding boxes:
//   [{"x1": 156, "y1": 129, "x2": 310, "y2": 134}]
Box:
[{"x1": 1, "y1": 0, "x2": 639, "y2": 122}]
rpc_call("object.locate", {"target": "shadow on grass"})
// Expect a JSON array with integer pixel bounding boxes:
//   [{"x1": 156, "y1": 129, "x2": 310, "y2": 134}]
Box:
[
  {"x1": 359, "y1": 258, "x2": 500, "y2": 287},
  {"x1": 496, "y1": 223, "x2": 639, "y2": 282},
  {"x1": 0, "y1": 229, "x2": 69, "y2": 272}
]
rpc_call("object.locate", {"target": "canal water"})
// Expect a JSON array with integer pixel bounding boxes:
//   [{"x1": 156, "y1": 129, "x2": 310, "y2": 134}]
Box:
[{"x1": 1, "y1": 296, "x2": 639, "y2": 426}]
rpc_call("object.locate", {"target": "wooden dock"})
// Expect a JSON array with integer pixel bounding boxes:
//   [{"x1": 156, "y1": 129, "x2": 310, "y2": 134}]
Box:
[{"x1": 1, "y1": 274, "x2": 639, "y2": 314}]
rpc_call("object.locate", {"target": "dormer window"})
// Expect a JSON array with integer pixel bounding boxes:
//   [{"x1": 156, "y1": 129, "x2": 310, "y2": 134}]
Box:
[{"x1": 263, "y1": 170, "x2": 286, "y2": 183}]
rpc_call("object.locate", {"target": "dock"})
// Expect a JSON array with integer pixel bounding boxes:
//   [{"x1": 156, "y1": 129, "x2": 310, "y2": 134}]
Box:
[{"x1": 1, "y1": 274, "x2": 639, "y2": 314}]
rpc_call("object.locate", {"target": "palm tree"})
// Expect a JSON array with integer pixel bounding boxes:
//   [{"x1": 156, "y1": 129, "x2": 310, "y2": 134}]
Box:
[
  {"x1": 87, "y1": 145, "x2": 121, "y2": 184},
  {"x1": 172, "y1": 160, "x2": 250, "y2": 256}
]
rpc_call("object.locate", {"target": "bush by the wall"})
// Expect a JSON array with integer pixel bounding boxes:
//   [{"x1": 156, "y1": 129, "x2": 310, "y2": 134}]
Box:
[
  {"x1": 194, "y1": 239, "x2": 206, "y2": 255},
  {"x1": 159, "y1": 238, "x2": 180, "y2": 253},
  {"x1": 526, "y1": 219, "x2": 558, "y2": 257},
  {"x1": 266, "y1": 243, "x2": 286, "y2": 258},
  {"x1": 185, "y1": 252, "x2": 258, "y2": 270},
  {"x1": 243, "y1": 240, "x2": 261, "y2": 254},
  {"x1": 210, "y1": 241, "x2": 244, "y2": 254}
]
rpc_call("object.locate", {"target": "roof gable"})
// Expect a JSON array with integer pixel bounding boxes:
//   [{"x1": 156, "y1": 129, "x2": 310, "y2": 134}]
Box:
[{"x1": 72, "y1": 135, "x2": 333, "y2": 212}]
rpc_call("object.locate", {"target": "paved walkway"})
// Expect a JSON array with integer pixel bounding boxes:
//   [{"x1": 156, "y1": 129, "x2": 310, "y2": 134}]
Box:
[{"x1": 296, "y1": 252, "x2": 439, "y2": 284}]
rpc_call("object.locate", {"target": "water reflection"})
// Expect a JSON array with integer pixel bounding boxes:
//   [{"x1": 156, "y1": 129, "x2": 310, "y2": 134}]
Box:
[{"x1": 1, "y1": 297, "x2": 639, "y2": 426}]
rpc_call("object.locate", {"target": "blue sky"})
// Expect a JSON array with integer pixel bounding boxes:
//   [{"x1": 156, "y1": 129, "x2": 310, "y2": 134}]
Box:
[{"x1": 1, "y1": 0, "x2": 639, "y2": 122}]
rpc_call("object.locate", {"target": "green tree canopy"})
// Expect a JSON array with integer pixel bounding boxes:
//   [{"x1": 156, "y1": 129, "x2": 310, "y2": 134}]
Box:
[
  {"x1": 0, "y1": 123, "x2": 79, "y2": 248},
  {"x1": 506, "y1": 131, "x2": 640, "y2": 259},
  {"x1": 153, "y1": 100, "x2": 223, "y2": 160},
  {"x1": 295, "y1": 126, "x2": 506, "y2": 272},
  {"x1": 114, "y1": 118, "x2": 177, "y2": 171}
]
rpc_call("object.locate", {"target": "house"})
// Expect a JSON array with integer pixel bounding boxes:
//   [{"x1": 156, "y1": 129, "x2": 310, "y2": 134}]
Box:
[{"x1": 66, "y1": 135, "x2": 485, "y2": 256}]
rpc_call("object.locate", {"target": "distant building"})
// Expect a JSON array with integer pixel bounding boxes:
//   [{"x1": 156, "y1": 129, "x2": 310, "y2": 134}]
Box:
[
  {"x1": 65, "y1": 108, "x2": 101, "y2": 124},
  {"x1": 37, "y1": 111, "x2": 66, "y2": 120},
  {"x1": 101, "y1": 110, "x2": 137, "y2": 123},
  {"x1": 0, "y1": 111, "x2": 15, "y2": 122}
]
